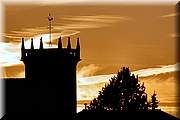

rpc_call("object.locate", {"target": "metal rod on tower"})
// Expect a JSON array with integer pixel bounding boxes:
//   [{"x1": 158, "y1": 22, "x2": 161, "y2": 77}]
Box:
[{"x1": 48, "y1": 13, "x2": 53, "y2": 47}]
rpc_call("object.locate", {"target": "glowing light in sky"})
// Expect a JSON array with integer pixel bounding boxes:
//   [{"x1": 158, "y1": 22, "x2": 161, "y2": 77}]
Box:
[
  {"x1": 77, "y1": 64, "x2": 177, "y2": 86},
  {"x1": 0, "y1": 32, "x2": 80, "y2": 67},
  {"x1": 0, "y1": 34, "x2": 177, "y2": 117},
  {"x1": 77, "y1": 63, "x2": 177, "y2": 103},
  {"x1": 77, "y1": 64, "x2": 177, "y2": 116},
  {"x1": 0, "y1": 34, "x2": 58, "y2": 67}
]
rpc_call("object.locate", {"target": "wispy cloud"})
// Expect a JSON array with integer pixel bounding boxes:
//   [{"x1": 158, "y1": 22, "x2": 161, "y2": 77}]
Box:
[
  {"x1": 0, "y1": 42, "x2": 21, "y2": 67},
  {"x1": 59, "y1": 15, "x2": 131, "y2": 29},
  {"x1": 161, "y1": 13, "x2": 176, "y2": 18},
  {"x1": 78, "y1": 64, "x2": 101, "y2": 78},
  {"x1": 3, "y1": 15, "x2": 129, "y2": 41},
  {"x1": 78, "y1": 64, "x2": 177, "y2": 85},
  {"x1": 169, "y1": 33, "x2": 177, "y2": 38},
  {"x1": 1, "y1": 14, "x2": 130, "y2": 67},
  {"x1": 133, "y1": 64, "x2": 177, "y2": 77},
  {"x1": 0, "y1": 31, "x2": 80, "y2": 67},
  {"x1": 77, "y1": 63, "x2": 177, "y2": 114},
  {"x1": 62, "y1": 15, "x2": 130, "y2": 23}
]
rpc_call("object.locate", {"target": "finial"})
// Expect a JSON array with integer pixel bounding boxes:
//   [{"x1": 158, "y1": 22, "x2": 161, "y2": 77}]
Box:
[
  {"x1": 76, "y1": 37, "x2": 80, "y2": 59},
  {"x1": 48, "y1": 13, "x2": 53, "y2": 21},
  {"x1": 21, "y1": 38, "x2": 25, "y2": 61},
  {"x1": 21, "y1": 38, "x2": 25, "y2": 50},
  {"x1": 40, "y1": 37, "x2": 43, "y2": 49},
  {"x1": 31, "y1": 38, "x2": 34, "y2": 49},
  {"x1": 76, "y1": 37, "x2": 80, "y2": 50},
  {"x1": 67, "y1": 36, "x2": 71, "y2": 49},
  {"x1": 58, "y1": 36, "x2": 62, "y2": 49},
  {"x1": 48, "y1": 13, "x2": 53, "y2": 47}
]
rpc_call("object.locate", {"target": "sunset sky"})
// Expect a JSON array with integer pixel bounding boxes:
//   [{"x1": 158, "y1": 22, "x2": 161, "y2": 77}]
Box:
[
  {"x1": 0, "y1": 1, "x2": 179, "y2": 118},
  {"x1": 2, "y1": 4, "x2": 176, "y2": 76}
]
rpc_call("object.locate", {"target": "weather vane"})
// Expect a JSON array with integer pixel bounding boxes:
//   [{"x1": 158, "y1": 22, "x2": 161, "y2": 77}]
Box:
[{"x1": 48, "y1": 13, "x2": 53, "y2": 46}]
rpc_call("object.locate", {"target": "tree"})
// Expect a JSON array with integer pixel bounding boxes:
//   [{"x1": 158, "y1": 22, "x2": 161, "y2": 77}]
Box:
[
  {"x1": 151, "y1": 91, "x2": 159, "y2": 110},
  {"x1": 83, "y1": 67, "x2": 155, "y2": 112}
]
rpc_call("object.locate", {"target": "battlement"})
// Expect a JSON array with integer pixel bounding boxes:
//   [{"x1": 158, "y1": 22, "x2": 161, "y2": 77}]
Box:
[{"x1": 21, "y1": 36, "x2": 80, "y2": 61}]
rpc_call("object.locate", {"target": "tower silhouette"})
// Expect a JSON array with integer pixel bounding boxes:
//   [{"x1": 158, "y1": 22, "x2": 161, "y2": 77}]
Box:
[{"x1": 5, "y1": 36, "x2": 80, "y2": 116}]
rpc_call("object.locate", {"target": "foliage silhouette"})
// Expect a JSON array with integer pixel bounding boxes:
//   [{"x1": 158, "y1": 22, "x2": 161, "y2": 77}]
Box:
[
  {"x1": 83, "y1": 67, "x2": 159, "y2": 112},
  {"x1": 151, "y1": 91, "x2": 159, "y2": 110}
]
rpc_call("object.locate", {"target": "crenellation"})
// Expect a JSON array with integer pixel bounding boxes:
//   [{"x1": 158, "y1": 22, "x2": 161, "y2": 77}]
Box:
[
  {"x1": 30, "y1": 38, "x2": 34, "y2": 50},
  {"x1": 21, "y1": 36, "x2": 80, "y2": 61},
  {"x1": 58, "y1": 36, "x2": 62, "y2": 49},
  {"x1": 39, "y1": 37, "x2": 43, "y2": 49},
  {"x1": 7, "y1": 14, "x2": 81, "y2": 115},
  {"x1": 67, "y1": 36, "x2": 71, "y2": 50}
]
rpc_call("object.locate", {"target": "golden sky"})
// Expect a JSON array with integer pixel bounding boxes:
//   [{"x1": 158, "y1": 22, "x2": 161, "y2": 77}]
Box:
[
  {"x1": 2, "y1": 4, "x2": 176, "y2": 77},
  {"x1": 0, "y1": 3, "x2": 179, "y2": 117}
]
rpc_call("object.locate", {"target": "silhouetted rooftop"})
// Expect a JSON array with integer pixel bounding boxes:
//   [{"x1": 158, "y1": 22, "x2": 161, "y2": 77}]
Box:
[{"x1": 78, "y1": 110, "x2": 180, "y2": 120}]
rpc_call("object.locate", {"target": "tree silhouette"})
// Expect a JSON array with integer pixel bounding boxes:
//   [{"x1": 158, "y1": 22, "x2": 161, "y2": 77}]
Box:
[
  {"x1": 151, "y1": 91, "x2": 159, "y2": 110},
  {"x1": 83, "y1": 67, "x2": 156, "y2": 112}
]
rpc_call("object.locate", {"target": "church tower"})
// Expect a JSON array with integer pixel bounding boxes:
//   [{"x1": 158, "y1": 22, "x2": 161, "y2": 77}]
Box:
[{"x1": 21, "y1": 36, "x2": 80, "y2": 114}]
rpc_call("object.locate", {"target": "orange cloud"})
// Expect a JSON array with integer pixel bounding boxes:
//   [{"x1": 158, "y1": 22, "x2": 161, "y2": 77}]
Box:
[{"x1": 161, "y1": 13, "x2": 176, "y2": 18}]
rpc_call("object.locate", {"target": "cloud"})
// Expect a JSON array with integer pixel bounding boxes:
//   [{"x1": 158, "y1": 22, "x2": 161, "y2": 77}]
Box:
[
  {"x1": 59, "y1": 15, "x2": 131, "y2": 29},
  {"x1": 169, "y1": 33, "x2": 177, "y2": 38},
  {"x1": 0, "y1": 42, "x2": 21, "y2": 67},
  {"x1": 0, "y1": 34, "x2": 55, "y2": 67},
  {"x1": 2, "y1": 31, "x2": 44, "y2": 40},
  {"x1": 1, "y1": 33, "x2": 28, "y2": 40},
  {"x1": 3, "y1": 14, "x2": 129, "y2": 43},
  {"x1": 78, "y1": 64, "x2": 177, "y2": 85},
  {"x1": 132, "y1": 64, "x2": 177, "y2": 77},
  {"x1": 7, "y1": 15, "x2": 129, "y2": 36},
  {"x1": 1, "y1": 14, "x2": 129, "y2": 68},
  {"x1": 62, "y1": 15, "x2": 130, "y2": 23},
  {"x1": 77, "y1": 64, "x2": 177, "y2": 109},
  {"x1": 78, "y1": 64, "x2": 101, "y2": 77},
  {"x1": 161, "y1": 13, "x2": 176, "y2": 18},
  {"x1": 0, "y1": 31, "x2": 80, "y2": 68}
]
